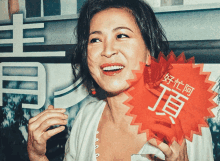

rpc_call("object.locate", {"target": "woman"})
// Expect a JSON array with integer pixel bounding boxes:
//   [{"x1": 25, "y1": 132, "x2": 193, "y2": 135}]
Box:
[{"x1": 27, "y1": 0, "x2": 213, "y2": 160}]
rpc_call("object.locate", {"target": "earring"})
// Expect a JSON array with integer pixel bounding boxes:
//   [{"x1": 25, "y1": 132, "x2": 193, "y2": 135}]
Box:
[
  {"x1": 91, "y1": 88, "x2": 96, "y2": 95},
  {"x1": 91, "y1": 81, "x2": 96, "y2": 95}
]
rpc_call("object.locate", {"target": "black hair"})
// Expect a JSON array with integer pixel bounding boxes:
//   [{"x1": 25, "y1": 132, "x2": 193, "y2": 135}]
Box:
[{"x1": 71, "y1": 0, "x2": 169, "y2": 96}]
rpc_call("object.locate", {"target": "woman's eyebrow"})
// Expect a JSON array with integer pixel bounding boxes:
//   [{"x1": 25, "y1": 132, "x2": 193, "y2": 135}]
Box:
[
  {"x1": 113, "y1": 27, "x2": 133, "y2": 32},
  {"x1": 89, "y1": 31, "x2": 102, "y2": 36},
  {"x1": 89, "y1": 27, "x2": 133, "y2": 36}
]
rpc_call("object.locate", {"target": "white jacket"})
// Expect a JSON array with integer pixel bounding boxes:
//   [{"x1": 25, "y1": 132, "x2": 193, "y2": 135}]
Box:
[{"x1": 64, "y1": 98, "x2": 214, "y2": 161}]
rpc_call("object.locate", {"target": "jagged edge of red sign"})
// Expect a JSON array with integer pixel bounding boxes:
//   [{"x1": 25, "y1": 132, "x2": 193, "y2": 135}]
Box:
[{"x1": 124, "y1": 51, "x2": 217, "y2": 144}]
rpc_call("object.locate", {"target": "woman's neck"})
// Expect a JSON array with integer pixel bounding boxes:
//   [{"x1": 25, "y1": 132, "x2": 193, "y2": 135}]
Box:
[
  {"x1": 105, "y1": 92, "x2": 130, "y2": 125},
  {"x1": 105, "y1": 75, "x2": 146, "y2": 126}
]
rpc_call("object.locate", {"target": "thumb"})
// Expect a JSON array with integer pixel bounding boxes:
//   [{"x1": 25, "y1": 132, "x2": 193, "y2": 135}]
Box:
[{"x1": 47, "y1": 105, "x2": 54, "y2": 110}]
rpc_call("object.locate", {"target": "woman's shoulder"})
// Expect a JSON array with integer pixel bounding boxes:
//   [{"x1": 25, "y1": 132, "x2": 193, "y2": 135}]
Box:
[
  {"x1": 77, "y1": 96, "x2": 106, "y2": 117},
  {"x1": 66, "y1": 96, "x2": 106, "y2": 160},
  {"x1": 70, "y1": 95, "x2": 106, "y2": 130}
]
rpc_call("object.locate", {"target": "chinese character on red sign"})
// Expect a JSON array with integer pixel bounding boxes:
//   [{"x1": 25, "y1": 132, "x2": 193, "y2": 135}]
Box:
[
  {"x1": 163, "y1": 73, "x2": 175, "y2": 84},
  {"x1": 182, "y1": 84, "x2": 195, "y2": 96},
  {"x1": 148, "y1": 84, "x2": 189, "y2": 124}
]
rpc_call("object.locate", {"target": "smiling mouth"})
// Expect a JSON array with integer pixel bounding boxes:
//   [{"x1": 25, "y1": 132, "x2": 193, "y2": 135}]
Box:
[{"x1": 100, "y1": 64, "x2": 124, "y2": 76}]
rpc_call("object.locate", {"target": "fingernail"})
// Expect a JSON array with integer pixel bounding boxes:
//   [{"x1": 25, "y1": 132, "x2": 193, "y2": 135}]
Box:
[{"x1": 60, "y1": 126, "x2": 65, "y2": 131}]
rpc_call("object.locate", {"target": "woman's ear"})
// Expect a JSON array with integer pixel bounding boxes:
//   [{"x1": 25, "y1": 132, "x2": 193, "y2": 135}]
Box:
[{"x1": 146, "y1": 54, "x2": 151, "y2": 65}]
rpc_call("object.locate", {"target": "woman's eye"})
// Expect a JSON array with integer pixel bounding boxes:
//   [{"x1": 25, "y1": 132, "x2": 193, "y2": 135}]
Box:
[
  {"x1": 90, "y1": 38, "x2": 100, "y2": 43},
  {"x1": 117, "y1": 34, "x2": 129, "y2": 39}
]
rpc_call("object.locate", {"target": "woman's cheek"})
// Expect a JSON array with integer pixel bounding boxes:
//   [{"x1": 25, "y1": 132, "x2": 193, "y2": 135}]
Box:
[{"x1": 87, "y1": 57, "x2": 101, "y2": 80}]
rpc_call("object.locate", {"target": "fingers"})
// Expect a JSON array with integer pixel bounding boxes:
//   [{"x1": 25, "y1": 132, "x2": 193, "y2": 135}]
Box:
[
  {"x1": 29, "y1": 112, "x2": 67, "y2": 136},
  {"x1": 173, "y1": 139, "x2": 188, "y2": 161},
  {"x1": 48, "y1": 105, "x2": 54, "y2": 110},
  {"x1": 147, "y1": 117, "x2": 188, "y2": 161},
  {"x1": 147, "y1": 121, "x2": 178, "y2": 159},
  {"x1": 29, "y1": 107, "x2": 66, "y2": 124},
  {"x1": 179, "y1": 139, "x2": 188, "y2": 161},
  {"x1": 150, "y1": 123, "x2": 175, "y2": 140},
  {"x1": 173, "y1": 118, "x2": 184, "y2": 144},
  {"x1": 28, "y1": 105, "x2": 68, "y2": 142},
  {"x1": 149, "y1": 138, "x2": 189, "y2": 161},
  {"x1": 146, "y1": 154, "x2": 164, "y2": 161},
  {"x1": 34, "y1": 117, "x2": 67, "y2": 138},
  {"x1": 42, "y1": 126, "x2": 66, "y2": 141},
  {"x1": 27, "y1": 105, "x2": 68, "y2": 159},
  {"x1": 149, "y1": 119, "x2": 179, "y2": 146},
  {"x1": 148, "y1": 138, "x2": 173, "y2": 157}
]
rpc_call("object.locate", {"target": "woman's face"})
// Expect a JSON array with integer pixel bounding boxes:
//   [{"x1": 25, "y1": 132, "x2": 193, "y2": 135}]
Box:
[{"x1": 87, "y1": 8, "x2": 150, "y2": 94}]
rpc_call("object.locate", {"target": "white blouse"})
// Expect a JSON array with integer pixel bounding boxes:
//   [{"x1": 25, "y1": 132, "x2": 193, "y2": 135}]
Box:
[{"x1": 63, "y1": 97, "x2": 214, "y2": 161}]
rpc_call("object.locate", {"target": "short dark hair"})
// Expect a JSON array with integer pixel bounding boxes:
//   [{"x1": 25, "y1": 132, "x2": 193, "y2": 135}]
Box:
[{"x1": 71, "y1": 0, "x2": 169, "y2": 96}]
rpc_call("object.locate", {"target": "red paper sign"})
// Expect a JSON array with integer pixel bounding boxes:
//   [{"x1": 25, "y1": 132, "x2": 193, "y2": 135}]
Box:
[{"x1": 124, "y1": 52, "x2": 217, "y2": 146}]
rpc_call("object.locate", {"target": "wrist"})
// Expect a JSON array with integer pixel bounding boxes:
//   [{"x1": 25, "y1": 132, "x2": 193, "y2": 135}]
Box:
[{"x1": 29, "y1": 154, "x2": 48, "y2": 161}]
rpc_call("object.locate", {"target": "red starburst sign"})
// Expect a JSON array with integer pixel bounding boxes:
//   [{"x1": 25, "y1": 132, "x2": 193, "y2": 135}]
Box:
[{"x1": 124, "y1": 52, "x2": 217, "y2": 146}]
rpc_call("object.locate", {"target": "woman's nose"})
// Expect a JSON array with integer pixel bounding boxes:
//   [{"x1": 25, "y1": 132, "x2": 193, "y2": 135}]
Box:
[{"x1": 101, "y1": 40, "x2": 118, "y2": 58}]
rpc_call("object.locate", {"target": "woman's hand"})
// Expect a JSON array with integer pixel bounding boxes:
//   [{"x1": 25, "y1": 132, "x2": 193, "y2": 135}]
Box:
[
  {"x1": 146, "y1": 114, "x2": 188, "y2": 161},
  {"x1": 27, "y1": 105, "x2": 68, "y2": 161},
  {"x1": 148, "y1": 138, "x2": 189, "y2": 161}
]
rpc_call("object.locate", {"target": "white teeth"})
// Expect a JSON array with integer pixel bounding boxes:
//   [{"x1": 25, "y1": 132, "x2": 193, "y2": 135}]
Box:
[{"x1": 103, "y1": 66, "x2": 124, "y2": 71}]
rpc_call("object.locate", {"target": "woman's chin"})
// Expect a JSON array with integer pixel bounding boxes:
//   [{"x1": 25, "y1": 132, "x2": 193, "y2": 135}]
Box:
[{"x1": 104, "y1": 86, "x2": 129, "y2": 97}]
